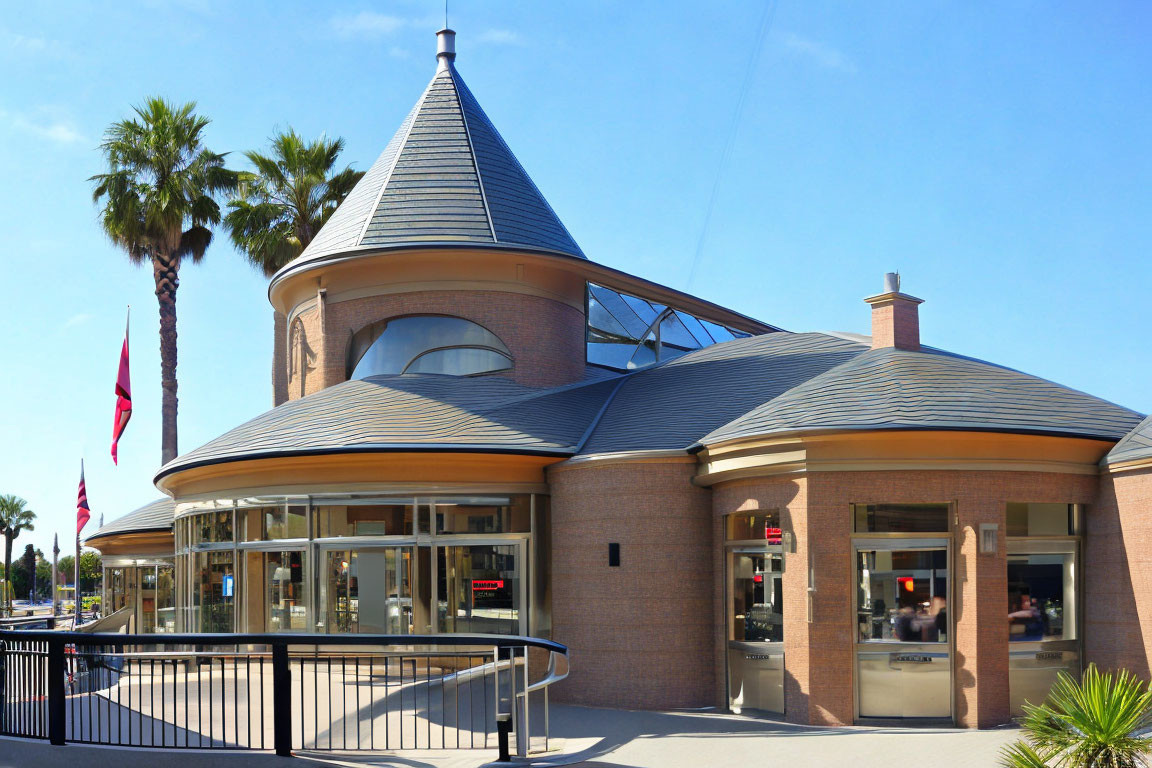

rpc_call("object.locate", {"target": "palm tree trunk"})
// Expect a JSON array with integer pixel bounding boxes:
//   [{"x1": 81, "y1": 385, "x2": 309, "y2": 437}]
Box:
[
  {"x1": 3, "y1": 534, "x2": 11, "y2": 617},
  {"x1": 154, "y1": 251, "x2": 180, "y2": 465}
]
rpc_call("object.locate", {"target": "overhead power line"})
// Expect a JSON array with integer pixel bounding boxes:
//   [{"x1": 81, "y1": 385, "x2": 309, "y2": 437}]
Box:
[{"x1": 685, "y1": 0, "x2": 778, "y2": 291}]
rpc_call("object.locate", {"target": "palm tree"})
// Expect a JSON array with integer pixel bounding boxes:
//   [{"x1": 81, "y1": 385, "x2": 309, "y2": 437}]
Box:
[
  {"x1": 92, "y1": 97, "x2": 236, "y2": 465},
  {"x1": 1001, "y1": 665, "x2": 1152, "y2": 767},
  {"x1": 224, "y1": 128, "x2": 363, "y2": 276},
  {"x1": 0, "y1": 495, "x2": 36, "y2": 617}
]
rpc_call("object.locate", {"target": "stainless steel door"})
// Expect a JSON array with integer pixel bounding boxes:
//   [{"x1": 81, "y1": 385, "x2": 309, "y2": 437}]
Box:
[
  {"x1": 1007, "y1": 543, "x2": 1080, "y2": 714},
  {"x1": 855, "y1": 540, "x2": 951, "y2": 720},
  {"x1": 727, "y1": 549, "x2": 784, "y2": 714}
]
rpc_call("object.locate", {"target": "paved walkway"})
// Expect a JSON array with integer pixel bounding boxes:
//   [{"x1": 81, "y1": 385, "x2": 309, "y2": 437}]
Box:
[{"x1": 0, "y1": 704, "x2": 1021, "y2": 768}]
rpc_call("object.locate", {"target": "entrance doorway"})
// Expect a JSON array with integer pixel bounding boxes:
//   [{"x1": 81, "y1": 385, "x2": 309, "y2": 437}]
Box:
[
  {"x1": 854, "y1": 539, "x2": 952, "y2": 720},
  {"x1": 726, "y1": 548, "x2": 784, "y2": 714},
  {"x1": 437, "y1": 542, "x2": 525, "y2": 634},
  {"x1": 324, "y1": 547, "x2": 417, "y2": 634},
  {"x1": 1007, "y1": 541, "x2": 1080, "y2": 714}
]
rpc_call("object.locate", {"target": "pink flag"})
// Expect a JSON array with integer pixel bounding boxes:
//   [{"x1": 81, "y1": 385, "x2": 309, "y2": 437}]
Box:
[
  {"x1": 111, "y1": 310, "x2": 131, "y2": 464},
  {"x1": 77, "y1": 461, "x2": 90, "y2": 534}
]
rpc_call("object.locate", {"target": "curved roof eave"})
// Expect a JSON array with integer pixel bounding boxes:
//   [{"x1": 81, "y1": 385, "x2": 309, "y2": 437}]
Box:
[
  {"x1": 154, "y1": 444, "x2": 574, "y2": 490},
  {"x1": 85, "y1": 526, "x2": 173, "y2": 545},
  {"x1": 693, "y1": 423, "x2": 1129, "y2": 454}
]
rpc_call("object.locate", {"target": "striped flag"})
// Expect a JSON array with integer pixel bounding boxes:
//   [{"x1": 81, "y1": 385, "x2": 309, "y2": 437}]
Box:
[
  {"x1": 76, "y1": 460, "x2": 91, "y2": 534},
  {"x1": 111, "y1": 309, "x2": 132, "y2": 464}
]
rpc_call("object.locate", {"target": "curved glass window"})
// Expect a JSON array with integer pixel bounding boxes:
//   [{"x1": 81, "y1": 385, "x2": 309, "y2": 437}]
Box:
[
  {"x1": 587, "y1": 283, "x2": 757, "y2": 371},
  {"x1": 349, "y1": 315, "x2": 512, "y2": 379}
]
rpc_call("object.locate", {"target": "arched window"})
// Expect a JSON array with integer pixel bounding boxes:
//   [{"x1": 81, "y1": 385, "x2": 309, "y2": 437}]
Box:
[{"x1": 348, "y1": 315, "x2": 513, "y2": 380}]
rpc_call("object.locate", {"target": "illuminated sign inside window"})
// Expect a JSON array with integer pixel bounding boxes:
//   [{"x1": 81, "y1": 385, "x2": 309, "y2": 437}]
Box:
[
  {"x1": 765, "y1": 527, "x2": 782, "y2": 544},
  {"x1": 897, "y1": 576, "x2": 915, "y2": 593},
  {"x1": 471, "y1": 580, "x2": 504, "y2": 591}
]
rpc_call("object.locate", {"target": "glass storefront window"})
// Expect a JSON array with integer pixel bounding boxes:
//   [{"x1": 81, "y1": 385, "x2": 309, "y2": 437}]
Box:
[
  {"x1": 191, "y1": 510, "x2": 233, "y2": 545},
  {"x1": 265, "y1": 551, "x2": 307, "y2": 632},
  {"x1": 172, "y1": 493, "x2": 543, "y2": 637},
  {"x1": 726, "y1": 510, "x2": 782, "y2": 542},
  {"x1": 857, "y1": 548, "x2": 948, "y2": 643},
  {"x1": 314, "y1": 503, "x2": 415, "y2": 538},
  {"x1": 853, "y1": 504, "x2": 950, "y2": 534},
  {"x1": 324, "y1": 548, "x2": 413, "y2": 634},
  {"x1": 193, "y1": 551, "x2": 235, "y2": 632},
  {"x1": 1008, "y1": 553, "x2": 1076, "y2": 642},
  {"x1": 434, "y1": 497, "x2": 530, "y2": 534},
  {"x1": 439, "y1": 544, "x2": 521, "y2": 634},
  {"x1": 155, "y1": 565, "x2": 175, "y2": 633},
  {"x1": 265, "y1": 505, "x2": 307, "y2": 539},
  {"x1": 1007, "y1": 503, "x2": 1076, "y2": 537}
]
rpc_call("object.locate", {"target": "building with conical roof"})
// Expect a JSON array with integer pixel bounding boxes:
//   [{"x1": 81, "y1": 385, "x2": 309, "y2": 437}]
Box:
[{"x1": 87, "y1": 30, "x2": 1151, "y2": 730}]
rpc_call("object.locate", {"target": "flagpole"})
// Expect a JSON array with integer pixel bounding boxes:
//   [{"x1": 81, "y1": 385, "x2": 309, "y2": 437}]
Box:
[
  {"x1": 51, "y1": 534, "x2": 59, "y2": 619},
  {"x1": 75, "y1": 459, "x2": 83, "y2": 629}
]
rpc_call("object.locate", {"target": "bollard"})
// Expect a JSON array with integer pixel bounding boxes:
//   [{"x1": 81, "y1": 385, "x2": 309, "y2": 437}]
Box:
[{"x1": 496, "y1": 712, "x2": 512, "y2": 762}]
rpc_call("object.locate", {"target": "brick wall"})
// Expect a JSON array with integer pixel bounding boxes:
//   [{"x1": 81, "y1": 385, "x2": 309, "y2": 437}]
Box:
[
  {"x1": 1086, "y1": 468, "x2": 1152, "y2": 678},
  {"x1": 547, "y1": 460, "x2": 715, "y2": 709},
  {"x1": 284, "y1": 289, "x2": 585, "y2": 398}
]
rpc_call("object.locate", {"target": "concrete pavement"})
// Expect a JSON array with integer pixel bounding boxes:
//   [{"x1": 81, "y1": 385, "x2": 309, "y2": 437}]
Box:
[{"x1": 0, "y1": 703, "x2": 1022, "y2": 768}]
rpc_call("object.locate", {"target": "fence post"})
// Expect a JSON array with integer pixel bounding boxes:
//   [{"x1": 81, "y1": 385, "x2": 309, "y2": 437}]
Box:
[
  {"x1": 47, "y1": 636, "x2": 66, "y2": 745},
  {"x1": 271, "y1": 641, "x2": 292, "y2": 757},
  {"x1": 0, "y1": 640, "x2": 7, "y2": 733}
]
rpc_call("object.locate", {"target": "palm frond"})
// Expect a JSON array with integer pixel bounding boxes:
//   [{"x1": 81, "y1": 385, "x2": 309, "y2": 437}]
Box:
[{"x1": 223, "y1": 127, "x2": 361, "y2": 275}]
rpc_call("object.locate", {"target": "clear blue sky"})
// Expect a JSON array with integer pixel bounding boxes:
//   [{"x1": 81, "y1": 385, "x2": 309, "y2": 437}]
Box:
[{"x1": 1, "y1": 1, "x2": 1149, "y2": 560}]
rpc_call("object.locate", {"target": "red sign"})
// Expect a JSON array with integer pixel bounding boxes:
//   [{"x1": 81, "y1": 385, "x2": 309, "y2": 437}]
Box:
[
  {"x1": 472, "y1": 580, "x2": 504, "y2": 591},
  {"x1": 765, "y1": 527, "x2": 782, "y2": 544}
]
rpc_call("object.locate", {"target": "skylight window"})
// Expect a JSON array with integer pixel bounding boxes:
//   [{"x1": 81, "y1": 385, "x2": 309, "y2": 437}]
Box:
[{"x1": 586, "y1": 283, "x2": 752, "y2": 371}]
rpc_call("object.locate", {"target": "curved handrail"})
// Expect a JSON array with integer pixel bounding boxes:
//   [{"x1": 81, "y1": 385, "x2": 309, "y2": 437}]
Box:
[{"x1": 5, "y1": 629, "x2": 568, "y2": 654}]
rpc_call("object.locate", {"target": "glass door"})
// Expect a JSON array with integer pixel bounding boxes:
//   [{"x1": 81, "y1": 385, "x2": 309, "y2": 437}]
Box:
[
  {"x1": 855, "y1": 539, "x2": 951, "y2": 719},
  {"x1": 265, "y1": 551, "x2": 308, "y2": 632},
  {"x1": 1007, "y1": 541, "x2": 1080, "y2": 715},
  {"x1": 324, "y1": 547, "x2": 413, "y2": 634},
  {"x1": 437, "y1": 541, "x2": 525, "y2": 635},
  {"x1": 727, "y1": 548, "x2": 784, "y2": 714}
]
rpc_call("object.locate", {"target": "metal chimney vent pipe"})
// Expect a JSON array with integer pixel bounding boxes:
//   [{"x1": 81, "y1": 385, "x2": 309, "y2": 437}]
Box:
[{"x1": 437, "y1": 28, "x2": 456, "y2": 70}]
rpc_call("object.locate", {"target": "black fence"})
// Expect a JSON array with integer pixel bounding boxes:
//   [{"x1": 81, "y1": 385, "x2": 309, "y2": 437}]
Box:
[{"x1": 0, "y1": 631, "x2": 568, "y2": 758}]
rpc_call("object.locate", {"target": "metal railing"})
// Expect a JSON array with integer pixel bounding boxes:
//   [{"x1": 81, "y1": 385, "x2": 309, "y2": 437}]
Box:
[{"x1": 0, "y1": 631, "x2": 568, "y2": 759}]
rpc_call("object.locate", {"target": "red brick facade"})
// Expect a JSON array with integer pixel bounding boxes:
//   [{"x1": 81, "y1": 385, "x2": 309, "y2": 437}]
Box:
[
  {"x1": 547, "y1": 459, "x2": 715, "y2": 709},
  {"x1": 1085, "y1": 467, "x2": 1152, "y2": 678}
]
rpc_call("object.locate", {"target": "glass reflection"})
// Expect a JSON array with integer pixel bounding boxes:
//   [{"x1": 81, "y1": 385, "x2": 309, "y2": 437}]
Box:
[
  {"x1": 439, "y1": 544, "x2": 520, "y2": 634},
  {"x1": 349, "y1": 315, "x2": 512, "y2": 379},
  {"x1": 325, "y1": 548, "x2": 413, "y2": 634},
  {"x1": 586, "y1": 282, "x2": 759, "y2": 371},
  {"x1": 1008, "y1": 553, "x2": 1076, "y2": 642},
  {"x1": 857, "y1": 549, "x2": 948, "y2": 643},
  {"x1": 730, "y1": 552, "x2": 783, "y2": 642}
]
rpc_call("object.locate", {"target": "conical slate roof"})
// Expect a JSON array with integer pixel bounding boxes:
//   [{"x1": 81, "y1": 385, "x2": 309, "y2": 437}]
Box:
[{"x1": 276, "y1": 30, "x2": 583, "y2": 278}]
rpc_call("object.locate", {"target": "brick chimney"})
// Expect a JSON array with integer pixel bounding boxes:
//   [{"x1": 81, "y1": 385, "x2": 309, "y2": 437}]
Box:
[{"x1": 864, "y1": 273, "x2": 923, "y2": 351}]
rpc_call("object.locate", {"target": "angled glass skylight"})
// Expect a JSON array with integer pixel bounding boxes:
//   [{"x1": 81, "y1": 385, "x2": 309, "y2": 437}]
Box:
[{"x1": 586, "y1": 283, "x2": 754, "y2": 371}]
